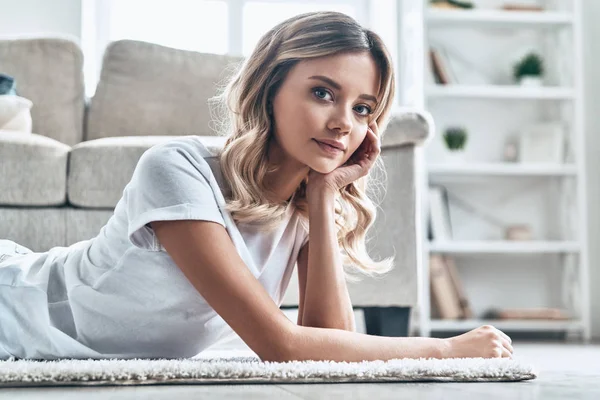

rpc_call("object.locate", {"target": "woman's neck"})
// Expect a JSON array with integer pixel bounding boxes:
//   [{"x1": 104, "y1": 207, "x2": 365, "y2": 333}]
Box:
[{"x1": 264, "y1": 139, "x2": 310, "y2": 204}]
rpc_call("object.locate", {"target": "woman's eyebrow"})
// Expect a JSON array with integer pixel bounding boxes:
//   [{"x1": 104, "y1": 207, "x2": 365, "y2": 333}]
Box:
[{"x1": 308, "y1": 75, "x2": 378, "y2": 103}]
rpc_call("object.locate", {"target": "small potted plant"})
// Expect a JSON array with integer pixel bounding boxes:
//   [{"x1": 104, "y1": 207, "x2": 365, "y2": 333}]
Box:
[
  {"x1": 443, "y1": 126, "x2": 468, "y2": 163},
  {"x1": 513, "y1": 52, "x2": 544, "y2": 87}
]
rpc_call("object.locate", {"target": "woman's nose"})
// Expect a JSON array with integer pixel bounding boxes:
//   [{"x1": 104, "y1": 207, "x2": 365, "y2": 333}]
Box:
[{"x1": 327, "y1": 107, "x2": 353, "y2": 134}]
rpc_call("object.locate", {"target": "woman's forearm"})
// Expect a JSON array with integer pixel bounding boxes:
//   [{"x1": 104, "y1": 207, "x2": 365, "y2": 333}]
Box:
[
  {"x1": 283, "y1": 324, "x2": 448, "y2": 362},
  {"x1": 302, "y1": 190, "x2": 355, "y2": 331}
]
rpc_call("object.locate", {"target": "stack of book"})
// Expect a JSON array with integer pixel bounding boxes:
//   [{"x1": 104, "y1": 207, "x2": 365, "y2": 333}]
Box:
[{"x1": 430, "y1": 254, "x2": 573, "y2": 321}]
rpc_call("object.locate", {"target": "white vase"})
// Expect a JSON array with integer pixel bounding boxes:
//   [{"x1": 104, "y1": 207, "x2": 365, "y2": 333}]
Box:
[
  {"x1": 445, "y1": 151, "x2": 466, "y2": 164},
  {"x1": 518, "y1": 76, "x2": 543, "y2": 87}
]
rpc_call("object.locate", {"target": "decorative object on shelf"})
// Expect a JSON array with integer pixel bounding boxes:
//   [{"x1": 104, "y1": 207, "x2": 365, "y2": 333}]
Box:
[
  {"x1": 445, "y1": 189, "x2": 528, "y2": 239},
  {"x1": 430, "y1": 0, "x2": 474, "y2": 10},
  {"x1": 505, "y1": 224, "x2": 533, "y2": 241},
  {"x1": 518, "y1": 121, "x2": 565, "y2": 164},
  {"x1": 481, "y1": 307, "x2": 571, "y2": 320},
  {"x1": 501, "y1": 3, "x2": 544, "y2": 12},
  {"x1": 443, "y1": 126, "x2": 468, "y2": 163},
  {"x1": 428, "y1": 186, "x2": 453, "y2": 241},
  {"x1": 429, "y1": 45, "x2": 492, "y2": 86},
  {"x1": 503, "y1": 137, "x2": 519, "y2": 162},
  {"x1": 513, "y1": 52, "x2": 544, "y2": 87}
]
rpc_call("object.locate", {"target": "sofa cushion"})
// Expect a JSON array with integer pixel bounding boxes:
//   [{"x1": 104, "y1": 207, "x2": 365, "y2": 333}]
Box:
[
  {"x1": 0, "y1": 37, "x2": 85, "y2": 146},
  {"x1": 0, "y1": 131, "x2": 70, "y2": 206},
  {"x1": 0, "y1": 208, "x2": 67, "y2": 252},
  {"x1": 67, "y1": 135, "x2": 227, "y2": 208},
  {"x1": 65, "y1": 208, "x2": 113, "y2": 245},
  {"x1": 86, "y1": 40, "x2": 242, "y2": 142}
]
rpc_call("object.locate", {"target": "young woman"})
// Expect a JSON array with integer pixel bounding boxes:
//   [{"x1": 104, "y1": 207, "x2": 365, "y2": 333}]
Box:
[{"x1": 0, "y1": 11, "x2": 513, "y2": 361}]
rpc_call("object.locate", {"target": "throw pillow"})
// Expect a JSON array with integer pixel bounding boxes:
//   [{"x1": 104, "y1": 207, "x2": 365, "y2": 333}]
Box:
[
  {"x1": 0, "y1": 95, "x2": 33, "y2": 133},
  {"x1": 0, "y1": 74, "x2": 17, "y2": 95}
]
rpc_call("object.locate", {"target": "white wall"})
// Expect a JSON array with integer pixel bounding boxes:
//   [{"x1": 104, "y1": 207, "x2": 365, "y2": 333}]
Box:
[
  {"x1": 0, "y1": 0, "x2": 81, "y2": 39},
  {"x1": 582, "y1": 0, "x2": 600, "y2": 340}
]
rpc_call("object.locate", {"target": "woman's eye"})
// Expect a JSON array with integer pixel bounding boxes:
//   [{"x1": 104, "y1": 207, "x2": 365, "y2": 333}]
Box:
[
  {"x1": 355, "y1": 105, "x2": 372, "y2": 116},
  {"x1": 313, "y1": 88, "x2": 332, "y2": 101}
]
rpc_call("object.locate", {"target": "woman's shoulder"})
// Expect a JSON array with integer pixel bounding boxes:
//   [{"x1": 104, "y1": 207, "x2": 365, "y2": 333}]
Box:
[
  {"x1": 145, "y1": 135, "x2": 225, "y2": 161},
  {"x1": 133, "y1": 135, "x2": 231, "y2": 198}
]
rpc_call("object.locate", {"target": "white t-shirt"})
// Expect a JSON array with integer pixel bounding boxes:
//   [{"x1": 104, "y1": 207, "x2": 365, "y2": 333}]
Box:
[{"x1": 0, "y1": 137, "x2": 308, "y2": 360}]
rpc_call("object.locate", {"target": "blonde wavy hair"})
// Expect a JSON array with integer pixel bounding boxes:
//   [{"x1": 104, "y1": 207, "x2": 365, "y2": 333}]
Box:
[{"x1": 211, "y1": 11, "x2": 396, "y2": 280}]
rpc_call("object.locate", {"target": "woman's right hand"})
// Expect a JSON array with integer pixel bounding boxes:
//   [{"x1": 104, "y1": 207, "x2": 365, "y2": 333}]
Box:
[{"x1": 443, "y1": 325, "x2": 514, "y2": 359}]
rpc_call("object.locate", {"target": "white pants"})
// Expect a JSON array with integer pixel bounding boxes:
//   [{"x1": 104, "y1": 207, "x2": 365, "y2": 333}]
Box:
[{"x1": 1, "y1": 240, "x2": 33, "y2": 359}]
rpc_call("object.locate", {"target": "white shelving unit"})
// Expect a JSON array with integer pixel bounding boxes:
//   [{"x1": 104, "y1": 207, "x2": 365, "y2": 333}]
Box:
[{"x1": 398, "y1": 0, "x2": 590, "y2": 340}]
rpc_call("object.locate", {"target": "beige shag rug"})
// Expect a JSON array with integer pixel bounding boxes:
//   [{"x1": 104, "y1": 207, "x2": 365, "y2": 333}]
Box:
[{"x1": 0, "y1": 353, "x2": 536, "y2": 387}]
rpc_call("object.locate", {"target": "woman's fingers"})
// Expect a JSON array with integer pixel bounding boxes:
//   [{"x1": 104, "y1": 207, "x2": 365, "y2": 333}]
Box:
[
  {"x1": 366, "y1": 126, "x2": 381, "y2": 157},
  {"x1": 370, "y1": 121, "x2": 382, "y2": 155},
  {"x1": 369, "y1": 119, "x2": 379, "y2": 135},
  {"x1": 366, "y1": 129, "x2": 378, "y2": 156},
  {"x1": 494, "y1": 327, "x2": 512, "y2": 345},
  {"x1": 502, "y1": 346, "x2": 513, "y2": 359},
  {"x1": 500, "y1": 336, "x2": 514, "y2": 355}
]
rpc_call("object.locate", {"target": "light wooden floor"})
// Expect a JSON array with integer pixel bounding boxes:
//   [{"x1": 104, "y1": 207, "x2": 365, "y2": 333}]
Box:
[{"x1": 3, "y1": 341, "x2": 599, "y2": 400}]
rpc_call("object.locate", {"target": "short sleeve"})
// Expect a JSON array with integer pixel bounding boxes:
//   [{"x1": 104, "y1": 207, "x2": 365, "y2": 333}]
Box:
[
  {"x1": 301, "y1": 232, "x2": 309, "y2": 248},
  {"x1": 125, "y1": 142, "x2": 226, "y2": 251},
  {"x1": 299, "y1": 221, "x2": 309, "y2": 249}
]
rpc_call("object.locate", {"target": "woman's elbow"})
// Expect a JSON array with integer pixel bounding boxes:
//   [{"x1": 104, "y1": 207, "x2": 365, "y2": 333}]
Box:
[{"x1": 257, "y1": 324, "x2": 300, "y2": 362}]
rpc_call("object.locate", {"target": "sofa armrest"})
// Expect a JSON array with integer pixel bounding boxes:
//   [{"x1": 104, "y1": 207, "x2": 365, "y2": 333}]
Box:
[{"x1": 381, "y1": 108, "x2": 435, "y2": 149}]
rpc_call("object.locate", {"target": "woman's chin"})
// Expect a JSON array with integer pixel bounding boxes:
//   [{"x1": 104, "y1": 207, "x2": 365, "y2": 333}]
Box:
[{"x1": 307, "y1": 161, "x2": 339, "y2": 175}]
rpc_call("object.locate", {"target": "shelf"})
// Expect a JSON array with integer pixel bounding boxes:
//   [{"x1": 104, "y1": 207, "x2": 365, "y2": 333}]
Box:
[
  {"x1": 430, "y1": 319, "x2": 581, "y2": 332},
  {"x1": 427, "y1": 9, "x2": 573, "y2": 28},
  {"x1": 428, "y1": 163, "x2": 577, "y2": 177},
  {"x1": 426, "y1": 85, "x2": 575, "y2": 99},
  {"x1": 427, "y1": 241, "x2": 580, "y2": 254},
  {"x1": 416, "y1": 1, "x2": 589, "y2": 341}
]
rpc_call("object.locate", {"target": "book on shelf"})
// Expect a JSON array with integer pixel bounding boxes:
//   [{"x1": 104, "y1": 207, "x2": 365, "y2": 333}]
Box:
[
  {"x1": 444, "y1": 256, "x2": 474, "y2": 318},
  {"x1": 501, "y1": 4, "x2": 544, "y2": 12},
  {"x1": 430, "y1": 255, "x2": 473, "y2": 319},
  {"x1": 428, "y1": 186, "x2": 453, "y2": 241},
  {"x1": 429, "y1": 47, "x2": 459, "y2": 85},
  {"x1": 482, "y1": 307, "x2": 571, "y2": 320},
  {"x1": 429, "y1": 49, "x2": 450, "y2": 85}
]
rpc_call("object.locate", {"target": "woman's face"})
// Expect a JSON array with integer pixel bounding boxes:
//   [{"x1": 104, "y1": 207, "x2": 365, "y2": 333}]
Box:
[{"x1": 270, "y1": 52, "x2": 381, "y2": 174}]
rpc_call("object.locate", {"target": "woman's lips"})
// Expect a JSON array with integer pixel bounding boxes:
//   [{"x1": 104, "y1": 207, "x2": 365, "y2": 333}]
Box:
[{"x1": 313, "y1": 139, "x2": 343, "y2": 156}]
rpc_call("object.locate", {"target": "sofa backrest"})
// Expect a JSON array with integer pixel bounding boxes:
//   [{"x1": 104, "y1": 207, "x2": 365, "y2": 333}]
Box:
[
  {"x1": 86, "y1": 40, "x2": 243, "y2": 142},
  {"x1": 0, "y1": 37, "x2": 85, "y2": 146}
]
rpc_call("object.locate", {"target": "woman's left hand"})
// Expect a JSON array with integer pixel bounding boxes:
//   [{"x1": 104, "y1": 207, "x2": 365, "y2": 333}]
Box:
[{"x1": 307, "y1": 121, "x2": 381, "y2": 198}]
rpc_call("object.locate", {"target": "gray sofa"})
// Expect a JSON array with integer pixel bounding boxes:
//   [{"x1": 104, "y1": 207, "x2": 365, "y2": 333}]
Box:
[{"x1": 0, "y1": 37, "x2": 432, "y2": 335}]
